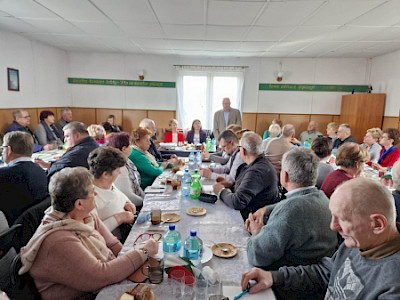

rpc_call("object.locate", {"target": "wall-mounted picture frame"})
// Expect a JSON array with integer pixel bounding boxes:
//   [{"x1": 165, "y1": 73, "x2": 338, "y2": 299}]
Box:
[{"x1": 8, "y1": 68, "x2": 19, "y2": 91}]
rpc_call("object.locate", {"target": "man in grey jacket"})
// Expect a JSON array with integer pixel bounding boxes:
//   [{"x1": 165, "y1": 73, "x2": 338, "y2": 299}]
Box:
[
  {"x1": 241, "y1": 177, "x2": 400, "y2": 299},
  {"x1": 200, "y1": 130, "x2": 244, "y2": 182},
  {"x1": 246, "y1": 147, "x2": 337, "y2": 271}
]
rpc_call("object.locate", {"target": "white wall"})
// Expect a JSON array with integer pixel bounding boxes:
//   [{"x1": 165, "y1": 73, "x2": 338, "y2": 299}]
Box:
[
  {"x1": 69, "y1": 52, "x2": 369, "y2": 115},
  {"x1": 0, "y1": 29, "x2": 69, "y2": 108},
  {"x1": 0, "y1": 29, "x2": 375, "y2": 115},
  {"x1": 370, "y1": 50, "x2": 400, "y2": 117}
]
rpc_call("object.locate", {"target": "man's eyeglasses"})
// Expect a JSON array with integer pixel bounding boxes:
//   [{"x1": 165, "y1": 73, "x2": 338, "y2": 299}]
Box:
[
  {"x1": 133, "y1": 233, "x2": 162, "y2": 246},
  {"x1": 20, "y1": 115, "x2": 31, "y2": 119}
]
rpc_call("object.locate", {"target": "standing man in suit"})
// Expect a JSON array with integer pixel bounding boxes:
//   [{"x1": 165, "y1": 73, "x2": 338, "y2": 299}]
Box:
[
  {"x1": 213, "y1": 97, "x2": 242, "y2": 140},
  {"x1": 0, "y1": 131, "x2": 48, "y2": 224}
]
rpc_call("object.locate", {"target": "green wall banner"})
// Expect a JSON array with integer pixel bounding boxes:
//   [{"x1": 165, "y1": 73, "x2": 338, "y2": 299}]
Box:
[
  {"x1": 68, "y1": 77, "x2": 176, "y2": 88},
  {"x1": 259, "y1": 83, "x2": 369, "y2": 93}
]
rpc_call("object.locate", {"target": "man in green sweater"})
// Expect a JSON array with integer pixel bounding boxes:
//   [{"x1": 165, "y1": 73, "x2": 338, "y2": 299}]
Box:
[
  {"x1": 242, "y1": 177, "x2": 400, "y2": 299},
  {"x1": 246, "y1": 147, "x2": 337, "y2": 270}
]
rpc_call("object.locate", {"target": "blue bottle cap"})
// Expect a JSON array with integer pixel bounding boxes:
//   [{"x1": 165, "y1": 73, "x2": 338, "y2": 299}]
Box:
[
  {"x1": 190, "y1": 230, "x2": 197, "y2": 237},
  {"x1": 185, "y1": 169, "x2": 189, "y2": 173},
  {"x1": 169, "y1": 225, "x2": 175, "y2": 231}
]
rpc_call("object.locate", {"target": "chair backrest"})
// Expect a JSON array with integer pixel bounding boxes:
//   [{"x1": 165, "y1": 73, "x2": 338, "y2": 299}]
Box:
[
  {"x1": 0, "y1": 224, "x2": 22, "y2": 255},
  {"x1": 8, "y1": 253, "x2": 41, "y2": 300},
  {"x1": 12, "y1": 197, "x2": 51, "y2": 252}
]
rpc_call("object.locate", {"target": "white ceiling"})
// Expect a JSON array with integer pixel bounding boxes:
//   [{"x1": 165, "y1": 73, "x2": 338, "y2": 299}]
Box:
[{"x1": 1, "y1": 0, "x2": 400, "y2": 58}]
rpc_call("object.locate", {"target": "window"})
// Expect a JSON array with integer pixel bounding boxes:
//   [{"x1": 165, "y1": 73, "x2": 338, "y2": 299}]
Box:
[{"x1": 176, "y1": 66, "x2": 245, "y2": 131}]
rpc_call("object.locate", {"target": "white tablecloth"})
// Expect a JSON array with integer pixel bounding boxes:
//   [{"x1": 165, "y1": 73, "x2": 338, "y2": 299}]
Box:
[{"x1": 96, "y1": 172, "x2": 254, "y2": 299}]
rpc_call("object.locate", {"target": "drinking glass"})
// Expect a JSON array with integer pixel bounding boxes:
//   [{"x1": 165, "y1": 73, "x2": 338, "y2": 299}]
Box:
[
  {"x1": 208, "y1": 280, "x2": 223, "y2": 299},
  {"x1": 169, "y1": 269, "x2": 185, "y2": 298},
  {"x1": 195, "y1": 276, "x2": 208, "y2": 300}
]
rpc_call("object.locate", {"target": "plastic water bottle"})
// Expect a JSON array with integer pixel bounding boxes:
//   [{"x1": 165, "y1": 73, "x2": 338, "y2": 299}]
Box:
[
  {"x1": 183, "y1": 230, "x2": 203, "y2": 267},
  {"x1": 211, "y1": 138, "x2": 217, "y2": 152},
  {"x1": 162, "y1": 225, "x2": 181, "y2": 259},
  {"x1": 181, "y1": 169, "x2": 192, "y2": 197},
  {"x1": 188, "y1": 151, "x2": 195, "y2": 171},
  {"x1": 190, "y1": 170, "x2": 202, "y2": 199},
  {"x1": 329, "y1": 147, "x2": 338, "y2": 164},
  {"x1": 303, "y1": 139, "x2": 310, "y2": 148},
  {"x1": 195, "y1": 150, "x2": 202, "y2": 169},
  {"x1": 206, "y1": 136, "x2": 211, "y2": 152}
]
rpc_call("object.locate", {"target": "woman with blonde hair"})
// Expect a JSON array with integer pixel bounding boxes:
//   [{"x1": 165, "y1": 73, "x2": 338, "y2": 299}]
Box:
[
  {"x1": 261, "y1": 124, "x2": 281, "y2": 153},
  {"x1": 326, "y1": 122, "x2": 339, "y2": 143},
  {"x1": 321, "y1": 143, "x2": 369, "y2": 198},
  {"x1": 361, "y1": 128, "x2": 382, "y2": 162},
  {"x1": 164, "y1": 119, "x2": 184, "y2": 144},
  {"x1": 130, "y1": 127, "x2": 180, "y2": 189},
  {"x1": 88, "y1": 124, "x2": 107, "y2": 146},
  {"x1": 263, "y1": 119, "x2": 282, "y2": 140}
]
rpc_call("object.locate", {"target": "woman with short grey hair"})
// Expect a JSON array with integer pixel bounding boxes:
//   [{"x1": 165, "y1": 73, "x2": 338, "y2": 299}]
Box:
[{"x1": 19, "y1": 167, "x2": 158, "y2": 300}]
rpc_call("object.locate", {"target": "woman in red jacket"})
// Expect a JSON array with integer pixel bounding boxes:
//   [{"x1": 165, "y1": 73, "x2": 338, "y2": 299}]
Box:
[
  {"x1": 373, "y1": 128, "x2": 400, "y2": 172},
  {"x1": 164, "y1": 119, "x2": 184, "y2": 144}
]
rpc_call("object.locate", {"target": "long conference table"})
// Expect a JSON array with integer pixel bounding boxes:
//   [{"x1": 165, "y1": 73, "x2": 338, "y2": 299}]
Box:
[{"x1": 96, "y1": 169, "x2": 275, "y2": 299}]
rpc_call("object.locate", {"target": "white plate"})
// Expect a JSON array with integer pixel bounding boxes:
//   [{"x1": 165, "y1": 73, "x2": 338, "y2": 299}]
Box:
[{"x1": 179, "y1": 246, "x2": 212, "y2": 264}]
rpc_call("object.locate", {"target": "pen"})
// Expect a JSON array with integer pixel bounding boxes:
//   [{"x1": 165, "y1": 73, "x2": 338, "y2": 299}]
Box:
[{"x1": 234, "y1": 286, "x2": 250, "y2": 300}]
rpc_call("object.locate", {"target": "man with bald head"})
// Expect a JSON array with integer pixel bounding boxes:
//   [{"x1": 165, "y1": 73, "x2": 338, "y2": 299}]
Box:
[
  {"x1": 299, "y1": 120, "x2": 322, "y2": 144},
  {"x1": 241, "y1": 177, "x2": 400, "y2": 299},
  {"x1": 213, "y1": 97, "x2": 242, "y2": 139}
]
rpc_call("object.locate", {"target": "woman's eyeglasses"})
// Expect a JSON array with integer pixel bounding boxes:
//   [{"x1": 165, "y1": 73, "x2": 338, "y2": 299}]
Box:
[{"x1": 133, "y1": 233, "x2": 162, "y2": 246}]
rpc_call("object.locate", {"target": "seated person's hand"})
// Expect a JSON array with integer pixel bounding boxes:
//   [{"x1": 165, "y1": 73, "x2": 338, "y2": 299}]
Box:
[
  {"x1": 372, "y1": 163, "x2": 386, "y2": 172},
  {"x1": 34, "y1": 158, "x2": 51, "y2": 169},
  {"x1": 290, "y1": 137, "x2": 300, "y2": 145},
  {"x1": 215, "y1": 176, "x2": 233, "y2": 188},
  {"x1": 143, "y1": 239, "x2": 159, "y2": 256},
  {"x1": 199, "y1": 168, "x2": 213, "y2": 178},
  {"x1": 253, "y1": 206, "x2": 269, "y2": 219},
  {"x1": 115, "y1": 211, "x2": 135, "y2": 225},
  {"x1": 43, "y1": 144, "x2": 54, "y2": 151},
  {"x1": 202, "y1": 150, "x2": 210, "y2": 160},
  {"x1": 245, "y1": 213, "x2": 264, "y2": 235},
  {"x1": 168, "y1": 157, "x2": 180, "y2": 167},
  {"x1": 241, "y1": 268, "x2": 273, "y2": 294},
  {"x1": 124, "y1": 202, "x2": 136, "y2": 214},
  {"x1": 213, "y1": 182, "x2": 225, "y2": 195},
  {"x1": 170, "y1": 154, "x2": 178, "y2": 159}
]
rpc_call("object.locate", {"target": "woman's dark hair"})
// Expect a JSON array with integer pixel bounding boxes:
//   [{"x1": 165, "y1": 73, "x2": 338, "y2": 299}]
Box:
[
  {"x1": 39, "y1": 110, "x2": 55, "y2": 121},
  {"x1": 88, "y1": 147, "x2": 126, "y2": 179},
  {"x1": 101, "y1": 121, "x2": 113, "y2": 134},
  {"x1": 384, "y1": 128, "x2": 400, "y2": 145},
  {"x1": 49, "y1": 167, "x2": 93, "y2": 213},
  {"x1": 191, "y1": 119, "x2": 202, "y2": 131},
  {"x1": 311, "y1": 137, "x2": 333, "y2": 159},
  {"x1": 108, "y1": 132, "x2": 130, "y2": 151}
]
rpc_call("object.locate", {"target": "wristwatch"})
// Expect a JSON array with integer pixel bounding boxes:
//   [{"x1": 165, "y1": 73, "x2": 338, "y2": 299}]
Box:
[{"x1": 139, "y1": 248, "x2": 150, "y2": 261}]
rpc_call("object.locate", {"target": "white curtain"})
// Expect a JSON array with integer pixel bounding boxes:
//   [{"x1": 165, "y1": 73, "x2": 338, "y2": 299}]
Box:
[{"x1": 176, "y1": 65, "x2": 245, "y2": 131}]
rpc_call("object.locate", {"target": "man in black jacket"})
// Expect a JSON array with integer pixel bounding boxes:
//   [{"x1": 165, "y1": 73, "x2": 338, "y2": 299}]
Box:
[
  {"x1": 35, "y1": 122, "x2": 99, "y2": 180},
  {"x1": 213, "y1": 132, "x2": 278, "y2": 220},
  {"x1": 333, "y1": 123, "x2": 358, "y2": 148},
  {"x1": 0, "y1": 131, "x2": 48, "y2": 224}
]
